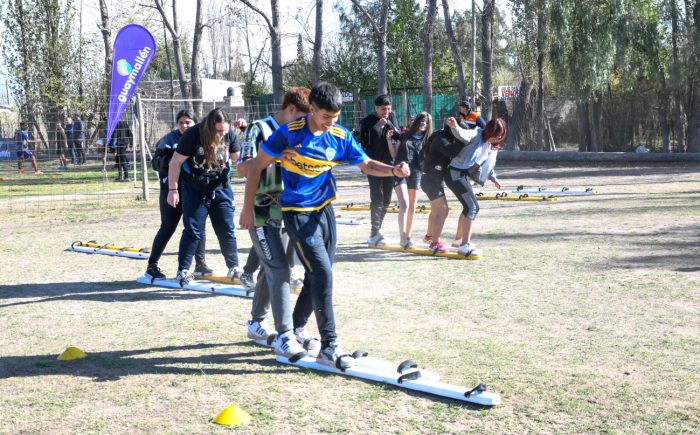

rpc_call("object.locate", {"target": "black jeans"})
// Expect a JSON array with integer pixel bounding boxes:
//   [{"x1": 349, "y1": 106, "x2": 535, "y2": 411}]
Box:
[
  {"x1": 178, "y1": 182, "x2": 239, "y2": 271},
  {"x1": 148, "y1": 183, "x2": 206, "y2": 266},
  {"x1": 283, "y1": 205, "x2": 337, "y2": 346},
  {"x1": 367, "y1": 175, "x2": 393, "y2": 236}
]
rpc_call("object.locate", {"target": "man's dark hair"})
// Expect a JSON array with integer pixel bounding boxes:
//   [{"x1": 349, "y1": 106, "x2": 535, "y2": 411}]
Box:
[
  {"x1": 309, "y1": 82, "x2": 343, "y2": 112},
  {"x1": 374, "y1": 94, "x2": 392, "y2": 107},
  {"x1": 176, "y1": 109, "x2": 198, "y2": 124},
  {"x1": 458, "y1": 101, "x2": 471, "y2": 112}
]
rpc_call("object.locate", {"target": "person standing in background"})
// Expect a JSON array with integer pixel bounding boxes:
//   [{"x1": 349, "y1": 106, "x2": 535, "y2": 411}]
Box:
[
  {"x1": 71, "y1": 114, "x2": 86, "y2": 165},
  {"x1": 359, "y1": 95, "x2": 400, "y2": 245}
]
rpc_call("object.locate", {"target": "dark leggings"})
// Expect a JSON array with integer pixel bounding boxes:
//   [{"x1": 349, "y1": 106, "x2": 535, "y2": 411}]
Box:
[
  {"x1": 148, "y1": 183, "x2": 206, "y2": 266},
  {"x1": 367, "y1": 175, "x2": 393, "y2": 236},
  {"x1": 284, "y1": 205, "x2": 337, "y2": 346}
]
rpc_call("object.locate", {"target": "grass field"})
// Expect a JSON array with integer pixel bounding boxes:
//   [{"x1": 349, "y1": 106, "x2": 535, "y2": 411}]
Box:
[{"x1": 1, "y1": 162, "x2": 698, "y2": 433}]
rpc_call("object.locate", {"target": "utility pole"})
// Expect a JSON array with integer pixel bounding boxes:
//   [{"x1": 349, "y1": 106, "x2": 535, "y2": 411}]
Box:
[
  {"x1": 79, "y1": 0, "x2": 84, "y2": 99},
  {"x1": 471, "y1": 0, "x2": 476, "y2": 106}
]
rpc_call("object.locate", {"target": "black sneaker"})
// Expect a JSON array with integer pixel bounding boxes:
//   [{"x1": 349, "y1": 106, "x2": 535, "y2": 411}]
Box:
[
  {"x1": 193, "y1": 262, "x2": 214, "y2": 276},
  {"x1": 145, "y1": 263, "x2": 165, "y2": 281}
]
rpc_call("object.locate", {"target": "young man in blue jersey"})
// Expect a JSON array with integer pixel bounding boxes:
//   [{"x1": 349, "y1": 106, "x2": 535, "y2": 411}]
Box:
[
  {"x1": 240, "y1": 83, "x2": 409, "y2": 369},
  {"x1": 237, "y1": 87, "x2": 315, "y2": 361}
]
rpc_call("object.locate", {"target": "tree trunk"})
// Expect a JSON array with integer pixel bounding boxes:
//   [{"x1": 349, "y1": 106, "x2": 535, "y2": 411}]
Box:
[
  {"x1": 480, "y1": 0, "x2": 495, "y2": 121},
  {"x1": 312, "y1": 0, "x2": 323, "y2": 86},
  {"x1": 442, "y1": 0, "x2": 467, "y2": 100},
  {"x1": 154, "y1": 0, "x2": 190, "y2": 105},
  {"x1": 349, "y1": 0, "x2": 389, "y2": 95},
  {"x1": 422, "y1": 0, "x2": 437, "y2": 113},
  {"x1": 577, "y1": 102, "x2": 591, "y2": 152},
  {"x1": 504, "y1": 79, "x2": 532, "y2": 151},
  {"x1": 190, "y1": 0, "x2": 204, "y2": 116},
  {"x1": 377, "y1": 0, "x2": 389, "y2": 95},
  {"x1": 535, "y1": 3, "x2": 546, "y2": 150},
  {"x1": 670, "y1": 0, "x2": 686, "y2": 152},
  {"x1": 686, "y1": 1, "x2": 700, "y2": 152},
  {"x1": 270, "y1": 0, "x2": 284, "y2": 104},
  {"x1": 98, "y1": 0, "x2": 112, "y2": 95},
  {"x1": 590, "y1": 93, "x2": 603, "y2": 152}
]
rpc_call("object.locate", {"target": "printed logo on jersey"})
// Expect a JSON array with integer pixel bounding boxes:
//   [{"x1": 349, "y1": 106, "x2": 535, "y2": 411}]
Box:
[
  {"x1": 281, "y1": 150, "x2": 338, "y2": 177},
  {"x1": 325, "y1": 148, "x2": 336, "y2": 161}
]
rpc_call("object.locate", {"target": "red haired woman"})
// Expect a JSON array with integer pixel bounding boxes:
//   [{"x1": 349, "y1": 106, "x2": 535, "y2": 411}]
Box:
[{"x1": 444, "y1": 117, "x2": 507, "y2": 257}]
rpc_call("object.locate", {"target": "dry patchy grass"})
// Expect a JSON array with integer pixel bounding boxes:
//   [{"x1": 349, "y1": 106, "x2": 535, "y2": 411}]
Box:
[{"x1": 0, "y1": 162, "x2": 698, "y2": 434}]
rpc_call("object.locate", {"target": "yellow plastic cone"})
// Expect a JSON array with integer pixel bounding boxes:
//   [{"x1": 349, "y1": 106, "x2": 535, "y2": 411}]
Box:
[
  {"x1": 212, "y1": 405, "x2": 252, "y2": 426},
  {"x1": 57, "y1": 346, "x2": 87, "y2": 361}
]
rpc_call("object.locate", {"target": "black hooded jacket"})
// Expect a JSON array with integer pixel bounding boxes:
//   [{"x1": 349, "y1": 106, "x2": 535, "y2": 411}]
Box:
[{"x1": 358, "y1": 111, "x2": 399, "y2": 164}]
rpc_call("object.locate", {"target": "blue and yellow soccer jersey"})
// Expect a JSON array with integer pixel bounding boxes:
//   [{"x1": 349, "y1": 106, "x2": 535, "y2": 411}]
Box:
[{"x1": 262, "y1": 116, "x2": 369, "y2": 211}]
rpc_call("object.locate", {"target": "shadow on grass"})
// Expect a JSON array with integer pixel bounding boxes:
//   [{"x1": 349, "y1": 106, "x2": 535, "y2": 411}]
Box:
[
  {"x1": 0, "y1": 280, "x2": 211, "y2": 308},
  {"x1": 0, "y1": 341, "x2": 290, "y2": 381},
  {"x1": 676, "y1": 266, "x2": 700, "y2": 272}
]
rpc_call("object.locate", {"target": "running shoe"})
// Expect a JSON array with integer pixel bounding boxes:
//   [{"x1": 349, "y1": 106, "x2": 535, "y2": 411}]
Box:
[
  {"x1": 402, "y1": 238, "x2": 415, "y2": 249},
  {"x1": 175, "y1": 269, "x2": 193, "y2": 286},
  {"x1": 227, "y1": 266, "x2": 242, "y2": 280},
  {"x1": 423, "y1": 234, "x2": 434, "y2": 244},
  {"x1": 458, "y1": 243, "x2": 481, "y2": 257},
  {"x1": 34, "y1": 170, "x2": 43, "y2": 175},
  {"x1": 367, "y1": 232, "x2": 386, "y2": 245},
  {"x1": 18, "y1": 168, "x2": 25, "y2": 174},
  {"x1": 316, "y1": 340, "x2": 355, "y2": 370},
  {"x1": 144, "y1": 263, "x2": 166, "y2": 280},
  {"x1": 247, "y1": 319, "x2": 274, "y2": 341},
  {"x1": 239, "y1": 272, "x2": 255, "y2": 290},
  {"x1": 429, "y1": 241, "x2": 447, "y2": 253},
  {"x1": 294, "y1": 326, "x2": 320, "y2": 351},
  {"x1": 273, "y1": 330, "x2": 307, "y2": 362},
  {"x1": 193, "y1": 262, "x2": 214, "y2": 276}
]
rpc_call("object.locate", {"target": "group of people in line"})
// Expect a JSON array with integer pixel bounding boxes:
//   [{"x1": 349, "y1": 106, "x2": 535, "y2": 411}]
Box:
[
  {"x1": 360, "y1": 95, "x2": 507, "y2": 256},
  {"x1": 13, "y1": 114, "x2": 90, "y2": 175},
  {"x1": 143, "y1": 82, "x2": 507, "y2": 369}
]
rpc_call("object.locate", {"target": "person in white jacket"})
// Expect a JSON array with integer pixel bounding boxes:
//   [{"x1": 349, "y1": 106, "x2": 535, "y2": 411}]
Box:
[{"x1": 444, "y1": 117, "x2": 507, "y2": 257}]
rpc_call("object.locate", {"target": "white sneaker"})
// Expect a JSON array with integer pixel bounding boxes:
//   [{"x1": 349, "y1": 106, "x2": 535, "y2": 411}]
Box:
[
  {"x1": 316, "y1": 339, "x2": 355, "y2": 370},
  {"x1": 239, "y1": 272, "x2": 255, "y2": 290},
  {"x1": 247, "y1": 319, "x2": 274, "y2": 341},
  {"x1": 227, "y1": 266, "x2": 242, "y2": 280},
  {"x1": 367, "y1": 233, "x2": 386, "y2": 246},
  {"x1": 273, "y1": 330, "x2": 307, "y2": 362},
  {"x1": 457, "y1": 243, "x2": 481, "y2": 257},
  {"x1": 175, "y1": 270, "x2": 193, "y2": 287},
  {"x1": 294, "y1": 326, "x2": 320, "y2": 352}
]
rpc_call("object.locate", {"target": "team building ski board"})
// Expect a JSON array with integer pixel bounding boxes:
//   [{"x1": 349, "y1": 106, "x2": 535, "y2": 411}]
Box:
[
  {"x1": 277, "y1": 350, "x2": 500, "y2": 406},
  {"x1": 368, "y1": 242, "x2": 480, "y2": 260},
  {"x1": 136, "y1": 275, "x2": 252, "y2": 299},
  {"x1": 67, "y1": 240, "x2": 150, "y2": 259},
  {"x1": 514, "y1": 186, "x2": 596, "y2": 196}
]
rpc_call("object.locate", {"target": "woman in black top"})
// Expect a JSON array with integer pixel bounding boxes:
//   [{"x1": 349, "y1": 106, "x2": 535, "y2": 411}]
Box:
[
  {"x1": 386, "y1": 112, "x2": 432, "y2": 249},
  {"x1": 167, "y1": 108, "x2": 241, "y2": 285},
  {"x1": 144, "y1": 109, "x2": 214, "y2": 281}
]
